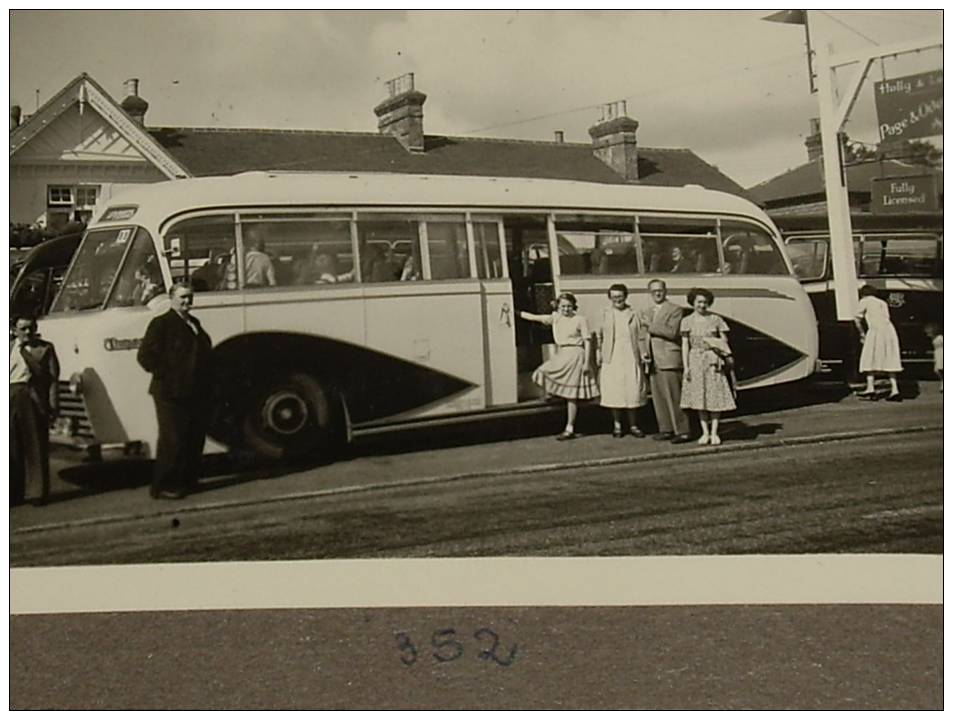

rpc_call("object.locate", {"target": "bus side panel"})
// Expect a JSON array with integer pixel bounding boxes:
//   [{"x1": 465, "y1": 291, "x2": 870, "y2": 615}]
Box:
[
  {"x1": 480, "y1": 280, "x2": 518, "y2": 406},
  {"x1": 362, "y1": 281, "x2": 487, "y2": 418},
  {"x1": 240, "y1": 286, "x2": 367, "y2": 348},
  {"x1": 41, "y1": 300, "x2": 241, "y2": 457},
  {"x1": 866, "y1": 278, "x2": 943, "y2": 362}
]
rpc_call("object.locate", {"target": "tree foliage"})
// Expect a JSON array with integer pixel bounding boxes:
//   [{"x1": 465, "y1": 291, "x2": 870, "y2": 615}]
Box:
[{"x1": 844, "y1": 138, "x2": 943, "y2": 168}]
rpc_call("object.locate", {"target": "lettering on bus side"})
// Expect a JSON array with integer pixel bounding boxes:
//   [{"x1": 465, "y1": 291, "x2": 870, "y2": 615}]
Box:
[{"x1": 104, "y1": 337, "x2": 143, "y2": 351}]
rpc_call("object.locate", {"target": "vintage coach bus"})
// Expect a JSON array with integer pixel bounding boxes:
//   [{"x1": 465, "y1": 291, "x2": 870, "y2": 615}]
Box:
[
  {"x1": 780, "y1": 212, "x2": 942, "y2": 373},
  {"x1": 39, "y1": 172, "x2": 818, "y2": 460}
]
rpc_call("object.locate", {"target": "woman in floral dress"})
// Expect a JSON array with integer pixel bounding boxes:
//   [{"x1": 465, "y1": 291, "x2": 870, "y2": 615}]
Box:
[{"x1": 680, "y1": 287, "x2": 736, "y2": 445}]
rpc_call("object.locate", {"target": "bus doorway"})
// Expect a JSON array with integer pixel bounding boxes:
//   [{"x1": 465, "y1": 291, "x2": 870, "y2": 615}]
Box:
[{"x1": 502, "y1": 214, "x2": 557, "y2": 401}]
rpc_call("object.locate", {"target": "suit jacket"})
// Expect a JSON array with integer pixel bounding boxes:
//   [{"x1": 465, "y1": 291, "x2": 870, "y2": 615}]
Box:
[
  {"x1": 597, "y1": 306, "x2": 644, "y2": 364},
  {"x1": 12, "y1": 337, "x2": 60, "y2": 416},
  {"x1": 638, "y1": 300, "x2": 685, "y2": 371},
  {"x1": 137, "y1": 309, "x2": 213, "y2": 401}
]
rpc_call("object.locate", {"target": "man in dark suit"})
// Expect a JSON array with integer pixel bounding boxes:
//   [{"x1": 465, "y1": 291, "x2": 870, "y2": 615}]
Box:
[
  {"x1": 638, "y1": 279, "x2": 692, "y2": 444},
  {"x1": 10, "y1": 315, "x2": 60, "y2": 506},
  {"x1": 137, "y1": 283, "x2": 214, "y2": 499}
]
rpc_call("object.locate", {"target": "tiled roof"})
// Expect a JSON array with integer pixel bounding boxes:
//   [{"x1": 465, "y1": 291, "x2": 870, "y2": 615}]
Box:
[
  {"x1": 749, "y1": 158, "x2": 943, "y2": 207},
  {"x1": 147, "y1": 127, "x2": 752, "y2": 200}
]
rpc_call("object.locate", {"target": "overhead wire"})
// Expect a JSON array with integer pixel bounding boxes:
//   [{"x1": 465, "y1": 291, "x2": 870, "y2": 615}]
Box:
[{"x1": 460, "y1": 52, "x2": 804, "y2": 136}]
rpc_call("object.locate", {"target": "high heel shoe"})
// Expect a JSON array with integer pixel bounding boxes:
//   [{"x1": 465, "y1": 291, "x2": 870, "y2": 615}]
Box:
[
  {"x1": 709, "y1": 434, "x2": 722, "y2": 446},
  {"x1": 697, "y1": 433, "x2": 710, "y2": 445}
]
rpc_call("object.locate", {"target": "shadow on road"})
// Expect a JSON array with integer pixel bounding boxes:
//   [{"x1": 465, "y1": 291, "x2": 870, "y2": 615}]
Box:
[
  {"x1": 721, "y1": 420, "x2": 783, "y2": 441},
  {"x1": 48, "y1": 378, "x2": 930, "y2": 502}
]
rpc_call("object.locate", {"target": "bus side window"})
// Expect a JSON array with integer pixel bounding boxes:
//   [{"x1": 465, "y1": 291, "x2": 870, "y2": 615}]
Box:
[
  {"x1": 720, "y1": 222, "x2": 789, "y2": 275},
  {"x1": 165, "y1": 215, "x2": 239, "y2": 292},
  {"x1": 555, "y1": 215, "x2": 636, "y2": 276},
  {"x1": 425, "y1": 219, "x2": 470, "y2": 280},
  {"x1": 357, "y1": 215, "x2": 421, "y2": 282},
  {"x1": 473, "y1": 221, "x2": 503, "y2": 279},
  {"x1": 640, "y1": 216, "x2": 719, "y2": 275},
  {"x1": 785, "y1": 239, "x2": 828, "y2": 280}
]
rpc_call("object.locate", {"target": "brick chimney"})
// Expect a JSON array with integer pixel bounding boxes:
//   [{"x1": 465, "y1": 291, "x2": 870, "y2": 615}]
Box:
[
  {"x1": 374, "y1": 73, "x2": 427, "y2": 152},
  {"x1": 589, "y1": 101, "x2": 639, "y2": 181},
  {"x1": 805, "y1": 117, "x2": 822, "y2": 161},
  {"x1": 120, "y1": 78, "x2": 149, "y2": 127},
  {"x1": 10, "y1": 105, "x2": 21, "y2": 132}
]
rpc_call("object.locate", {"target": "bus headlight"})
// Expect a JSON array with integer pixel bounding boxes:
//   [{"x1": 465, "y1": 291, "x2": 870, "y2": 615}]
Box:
[{"x1": 69, "y1": 372, "x2": 84, "y2": 396}]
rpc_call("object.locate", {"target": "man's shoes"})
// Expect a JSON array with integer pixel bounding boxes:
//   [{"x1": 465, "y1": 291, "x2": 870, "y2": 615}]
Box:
[
  {"x1": 670, "y1": 434, "x2": 693, "y2": 444},
  {"x1": 653, "y1": 432, "x2": 674, "y2": 441},
  {"x1": 150, "y1": 489, "x2": 187, "y2": 500}
]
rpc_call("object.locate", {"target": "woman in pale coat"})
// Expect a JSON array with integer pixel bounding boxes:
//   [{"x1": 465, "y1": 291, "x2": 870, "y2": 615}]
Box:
[{"x1": 595, "y1": 283, "x2": 648, "y2": 437}]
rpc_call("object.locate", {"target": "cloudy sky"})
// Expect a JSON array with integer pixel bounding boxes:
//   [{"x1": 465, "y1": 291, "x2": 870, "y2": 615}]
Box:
[{"x1": 9, "y1": 10, "x2": 943, "y2": 188}]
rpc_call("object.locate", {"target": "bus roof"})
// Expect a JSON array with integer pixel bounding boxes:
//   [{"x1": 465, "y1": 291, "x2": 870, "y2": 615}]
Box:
[{"x1": 97, "y1": 171, "x2": 775, "y2": 232}]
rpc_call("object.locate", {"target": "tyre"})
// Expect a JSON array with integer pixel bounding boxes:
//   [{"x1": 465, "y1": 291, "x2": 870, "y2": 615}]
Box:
[{"x1": 241, "y1": 372, "x2": 338, "y2": 462}]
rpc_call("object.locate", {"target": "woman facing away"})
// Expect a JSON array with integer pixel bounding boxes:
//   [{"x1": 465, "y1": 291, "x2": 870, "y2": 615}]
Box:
[
  {"x1": 595, "y1": 283, "x2": 648, "y2": 438},
  {"x1": 855, "y1": 284, "x2": 902, "y2": 401},
  {"x1": 679, "y1": 287, "x2": 736, "y2": 445},
  {"x1": 519, "y1": 293, "x2": 600, "y2": 440}
]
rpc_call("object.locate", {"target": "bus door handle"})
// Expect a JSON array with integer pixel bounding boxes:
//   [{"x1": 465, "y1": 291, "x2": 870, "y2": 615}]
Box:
[{"x1": 500, "y1": 302, "x2": 512, "y2": 327}]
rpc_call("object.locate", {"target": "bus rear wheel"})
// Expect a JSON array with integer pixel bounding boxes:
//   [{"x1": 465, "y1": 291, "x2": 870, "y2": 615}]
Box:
[{"x1": 241, "y1": 372, "x2": 337, "y2": 462}]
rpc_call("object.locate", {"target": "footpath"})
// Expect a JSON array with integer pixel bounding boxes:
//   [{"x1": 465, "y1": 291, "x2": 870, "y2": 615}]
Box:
[{"x1": 11, "y1": 380, "x2": 944, "y2": 534}]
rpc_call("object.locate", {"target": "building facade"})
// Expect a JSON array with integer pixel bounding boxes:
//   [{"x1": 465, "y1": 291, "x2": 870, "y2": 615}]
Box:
[{"x1": 10, "y1": 72, "x2": 751, "y2": 231}]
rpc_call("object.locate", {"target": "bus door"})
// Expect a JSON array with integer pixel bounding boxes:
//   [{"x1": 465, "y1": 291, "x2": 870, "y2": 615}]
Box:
[
  {"x1": 500, "y1": 214, "x2": 554, "y2": 401},
  {"x1": 471, "y1": 216, "x2": 517, "y2": 406}
]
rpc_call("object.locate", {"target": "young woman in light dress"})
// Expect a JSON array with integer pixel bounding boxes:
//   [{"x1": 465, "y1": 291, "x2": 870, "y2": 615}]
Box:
[
  {"x1": 519, "y1": 293, "x2": 599, "y2": 440},
  {"x1": 854, "y1": 285, "x2": 902, "y2": 401},
  {"x1": 679, "y1": 287, "x2": 736, "y2": 445}
]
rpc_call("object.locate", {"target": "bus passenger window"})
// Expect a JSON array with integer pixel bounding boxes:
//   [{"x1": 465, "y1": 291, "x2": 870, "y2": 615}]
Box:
[
  {"x1": 555, "y1": 214, "x2": 636, "y2": 275},
  {"x1": 426, "y1": 219, "x2": 470, "y2": 280},
  {"x1": 642, "y1": 236, "x2": 718, "y2": 274},
  {"x1": 719, "y1": 222, "x2": 789, "y2": 275},
  {"x1": 784, "y1": 240, "x2": 828, "y2": 281},
  {"x1": 165, "y1": 216, "x2": 238, "y2": 291},
  {"x1": 859, "y1": 236, "x2": 939, "y2": 277},
  {"x1": 357, "y1": 215, "x2": 421, "y2": 282},
  {"x1": 238, "y1": 215, "x2": 354, "y2": 288},
  {"x1": 473, "y1": 221, "x2": 503, "y2": 278},
  {"x1": 640, "y1": 216, "x2": 719, "y2": 275}
]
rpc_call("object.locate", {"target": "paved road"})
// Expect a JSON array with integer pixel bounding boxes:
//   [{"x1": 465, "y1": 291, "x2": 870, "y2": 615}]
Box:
[{"x1": 12, "y1": 428, "x2": 941, "y2": 566}]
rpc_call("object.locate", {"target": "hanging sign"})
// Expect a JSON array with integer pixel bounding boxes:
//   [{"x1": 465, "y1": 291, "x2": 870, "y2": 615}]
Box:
[
  {"x1": 874, "y1": 70, "x2": 943, "y2": 143},
  {"x1": 870, "y1": 175, "x2": 939, "y2": 214}
]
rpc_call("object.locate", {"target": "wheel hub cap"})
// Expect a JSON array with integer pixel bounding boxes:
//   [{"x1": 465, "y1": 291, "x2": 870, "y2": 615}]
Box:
[{"x1": 262, "y1": 391, "x2": 308, "y2": 436}]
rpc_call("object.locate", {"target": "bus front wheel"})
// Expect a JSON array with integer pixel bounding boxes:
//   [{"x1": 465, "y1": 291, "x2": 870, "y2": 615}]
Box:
[{"x1": 241, "y1": 372, "x2": 337, "y2": 462}]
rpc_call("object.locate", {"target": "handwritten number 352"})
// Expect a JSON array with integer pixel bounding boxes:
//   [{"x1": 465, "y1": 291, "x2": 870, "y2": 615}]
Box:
[{"x1": 393, "y1": 628, "x2": 517, "y2": 667}]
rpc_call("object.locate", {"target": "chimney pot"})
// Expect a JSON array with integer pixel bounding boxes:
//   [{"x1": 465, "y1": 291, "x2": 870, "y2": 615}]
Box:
[
  {"x1": 554, "y1": 131, "x2": 565, "y2": 144},
  {"x1": 589, "y1": 102, "x2": 640, "y2": 181},
  {"x1": 375, "y1": 73, "x2": 427, "y2": 152},
  {"x1": 120, "y1": 78, "x2": 149, "y2": 127},
  {"x1": 805, "y1": 117, "x2": 823, "y2": 161}
]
